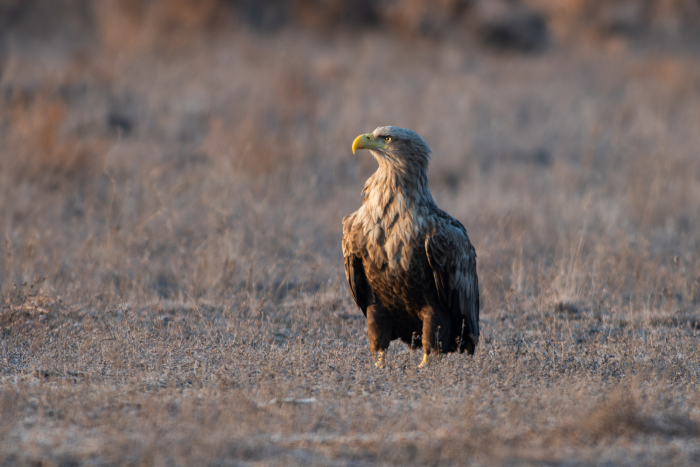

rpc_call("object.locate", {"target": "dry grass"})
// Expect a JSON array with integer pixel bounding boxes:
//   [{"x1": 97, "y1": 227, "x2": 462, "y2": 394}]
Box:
[{"x1": 1, "y1": 2, "x2": 700, "y2": 465}]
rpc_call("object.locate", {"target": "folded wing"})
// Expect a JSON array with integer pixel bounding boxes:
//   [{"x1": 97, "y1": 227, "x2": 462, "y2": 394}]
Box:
[
  {"x1": 425, "y1": 218, "x2": 479, "y2": 353},
  {"x1": 344, "y1": 253, "x2": 371, "y2": 317}
]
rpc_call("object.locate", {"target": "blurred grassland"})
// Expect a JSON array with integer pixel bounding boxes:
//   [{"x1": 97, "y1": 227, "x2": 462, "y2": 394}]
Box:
[{"x1": 1, "y1": 0, "x2": 700, "y2": 465}]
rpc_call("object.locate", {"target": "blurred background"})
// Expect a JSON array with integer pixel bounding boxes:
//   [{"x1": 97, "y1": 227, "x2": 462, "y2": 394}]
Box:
[{"x1": 1, "y1": 0, "x2": 699, "y2": 315}]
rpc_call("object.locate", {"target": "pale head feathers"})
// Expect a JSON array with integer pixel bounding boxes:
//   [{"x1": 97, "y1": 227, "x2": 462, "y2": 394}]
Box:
[
  {"x1": 369, "y1": 126, "x2": 432, "y2": 173},
  {"x1": 344, "y1": 126, "x2": 438, "y2": 271}
]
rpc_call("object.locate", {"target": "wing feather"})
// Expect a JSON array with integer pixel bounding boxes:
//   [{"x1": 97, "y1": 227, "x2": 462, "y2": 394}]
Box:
[
  {"x1": 344, "y1": 254, "x2": 371, "y2": 317},
  {"x1": 426, "y1": 218, "x2": 479, "y2": 353},
  {"x1": 343, "y1": 214, "x2": 372, "y2": 317}
]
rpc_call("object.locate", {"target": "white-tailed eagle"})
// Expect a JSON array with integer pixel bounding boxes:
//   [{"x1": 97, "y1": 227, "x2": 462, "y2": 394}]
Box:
[{"x1": 342, "y1": 126, "x2": 479, "y2": 367}]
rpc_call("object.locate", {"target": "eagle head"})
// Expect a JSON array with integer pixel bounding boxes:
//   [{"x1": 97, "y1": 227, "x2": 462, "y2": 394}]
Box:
[{"x1": 352, "y1": 126, "x2": 431, "y2": 171}]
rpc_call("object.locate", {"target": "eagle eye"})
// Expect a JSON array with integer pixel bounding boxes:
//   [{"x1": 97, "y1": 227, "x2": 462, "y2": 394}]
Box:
[{"x1": 384, "y1": 136, "x2": 392, "y2": 143}]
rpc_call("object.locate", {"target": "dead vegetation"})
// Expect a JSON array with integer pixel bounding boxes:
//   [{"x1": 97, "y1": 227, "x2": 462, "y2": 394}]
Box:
[{"x1": 1, "y1": 1, "x2": 700, "y2": 465}]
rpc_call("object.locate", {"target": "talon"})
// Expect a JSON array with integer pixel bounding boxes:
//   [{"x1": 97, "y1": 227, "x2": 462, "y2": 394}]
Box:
[
  {"x1": 418, "y1": 353, "x2": 430, "y2": 368},
  {"x1": 374, "y1": 351, "x2": 386, "y2": 368}
]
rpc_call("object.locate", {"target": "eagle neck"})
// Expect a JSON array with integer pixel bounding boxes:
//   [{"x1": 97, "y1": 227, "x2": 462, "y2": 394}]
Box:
[{"x1": 363, "y1": 163, "x2": 434, "y2": 213}]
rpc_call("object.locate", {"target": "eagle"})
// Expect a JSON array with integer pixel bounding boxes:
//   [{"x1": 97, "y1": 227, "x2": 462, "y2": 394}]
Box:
[{"x1": 342, "y1": 126, "x2": 479, "y2": 368}]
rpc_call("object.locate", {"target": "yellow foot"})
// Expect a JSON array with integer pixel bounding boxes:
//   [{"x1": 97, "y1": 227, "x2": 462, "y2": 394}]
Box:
[
  {"x1": 374, "y1": 351, "x2": 386, "y2": 368},
  {"x1": 418, "y1": 353, "x2": 430, "y2": 368}
]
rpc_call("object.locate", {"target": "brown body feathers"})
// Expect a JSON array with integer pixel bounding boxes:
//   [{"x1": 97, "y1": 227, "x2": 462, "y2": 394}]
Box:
[{"x1": 343, "y1": 126, "x2": 479, "y2": 365}]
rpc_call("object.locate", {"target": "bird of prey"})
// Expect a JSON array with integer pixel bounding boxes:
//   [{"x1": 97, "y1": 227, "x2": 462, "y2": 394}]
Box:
[{"x1": 342, "y1": 126, "x2": 479, "y2": 368}]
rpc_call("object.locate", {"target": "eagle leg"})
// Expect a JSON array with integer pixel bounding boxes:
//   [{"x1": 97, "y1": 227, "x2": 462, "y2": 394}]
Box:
[
  {"x1": 375, "y1": 350, "x2": 387, "y2": 368},
  {"x1": 366, "y1": 304, "x2": 392, "y2": 368},
  {"x1": 418, "y1": 352, "x2": 430, "y2": 368},
  {"x1": 420, "y1": 306, "x2": 451, "y2": 367}
]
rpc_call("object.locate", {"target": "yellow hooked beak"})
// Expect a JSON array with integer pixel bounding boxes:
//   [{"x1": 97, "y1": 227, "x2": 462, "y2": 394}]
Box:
[{"x1": 352, "y1": 133, "x2": 387, "y2": 154}]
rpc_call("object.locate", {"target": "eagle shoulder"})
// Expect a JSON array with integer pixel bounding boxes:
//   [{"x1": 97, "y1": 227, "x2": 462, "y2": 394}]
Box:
[{"x1": 341, "y1": 212, "x2": 359, "y2": 257}]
